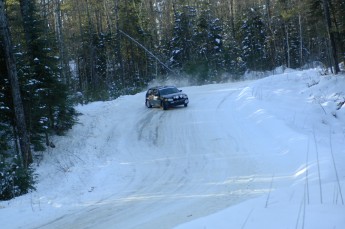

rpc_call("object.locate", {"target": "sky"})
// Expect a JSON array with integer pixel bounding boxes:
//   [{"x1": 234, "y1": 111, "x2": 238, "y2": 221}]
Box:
[{"x1": 0, "y1": 68, "x2": 344, "y2": 229}]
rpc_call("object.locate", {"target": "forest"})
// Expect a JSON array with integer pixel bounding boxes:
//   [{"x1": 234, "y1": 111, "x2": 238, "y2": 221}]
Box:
[{"x1": 0, "y1": 0, "x2": 344, "y2": 200}]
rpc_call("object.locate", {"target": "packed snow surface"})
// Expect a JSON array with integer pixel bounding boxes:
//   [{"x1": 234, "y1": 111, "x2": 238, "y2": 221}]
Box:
[{"x1": 1, "y1": 69, "x2": 345, "y2": 229}]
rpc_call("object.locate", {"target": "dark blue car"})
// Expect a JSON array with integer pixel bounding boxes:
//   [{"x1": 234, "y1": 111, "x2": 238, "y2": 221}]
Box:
[{"x1": 145, "y1": 86, "x2": 189, "y2": 110}]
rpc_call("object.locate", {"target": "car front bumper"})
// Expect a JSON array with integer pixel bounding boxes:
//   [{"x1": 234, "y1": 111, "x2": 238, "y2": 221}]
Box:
[{"x1": 166, "y1": 98, "x2": 189, "y2": 106}]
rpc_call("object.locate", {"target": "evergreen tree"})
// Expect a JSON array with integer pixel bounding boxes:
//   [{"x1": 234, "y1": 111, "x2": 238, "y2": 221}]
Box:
[
  {"x1": 223, "y1": 38, "x2": 246, "y2": 77},
  {"x1": 194, "y1": 5, "x2": 224, "y2": 82},
  {"x1": 169, "y1": 4, "x2": 197, "y2": 72},
  {"x1": 1, "y1": 0, "x2": 32, "y2": 167},
  {"x1": 117, "y1": 0, "x2": 156, "y2": 91},
  {"x1": 0, "y1": 40, "x2": 12, "y2": 157},
  {"x1": 0, "y1": 154, "x2": 36, "y2": 200},
  {"x1": 305, "y1": 0, "x2": 342, "y2": 72},
  {"x1": 237, "y1": 7, "x2": 271, "y2": 71},
  {"x1": 17, "y1": 0, "x2": 77, "y2": 150},
  {"x1": 332, "y1": 0, "x2": 345, "y2": 64},
  {"x1": 322, "y1": 0, "x2": 340, "y2": 73},
  {"x1": 0, "y1": 0, "x2": 35, "y2": 200}
]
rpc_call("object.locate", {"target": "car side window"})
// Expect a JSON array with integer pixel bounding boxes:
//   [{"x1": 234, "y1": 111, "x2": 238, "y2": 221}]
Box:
[{"x1": 153, "y1": 89, "x2": 159, "y2": 96}]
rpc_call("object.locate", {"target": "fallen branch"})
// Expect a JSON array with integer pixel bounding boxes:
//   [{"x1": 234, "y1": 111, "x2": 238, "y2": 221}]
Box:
[{"x1": 118, "y1": 29, "x2": 178, "y2": 76}]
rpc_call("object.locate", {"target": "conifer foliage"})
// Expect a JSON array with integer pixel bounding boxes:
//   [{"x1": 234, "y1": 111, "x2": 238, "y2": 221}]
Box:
[{"x1": 0, "y1": 0, "x2": 76, "y2": 200}]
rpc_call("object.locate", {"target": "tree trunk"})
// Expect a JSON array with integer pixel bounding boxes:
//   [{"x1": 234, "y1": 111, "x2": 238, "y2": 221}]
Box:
[
  {"x1": 285, "y1": 24, "x2": 291, "y2": 68},
  {"x1": 114, "y1": 0, "x2": 125, "y2": 86},
  {"x1": 0, "y1": 0, "x2": 33, "y2": 168},
  {"x1": 322, "y1": 0, "x2": 340, "y2": 74},
  {"x1": 298, "y1": 13, "x2": 303, "y2": 67},
  {"x1": 19, "y1": 0, "x2": 34, "y2": 52},
  {"x1": 54, "y1": 0, "x2": 70, "y2": 86},
  {"x1": 229, "y1": 0, "x2": 235, "y2": 38}
]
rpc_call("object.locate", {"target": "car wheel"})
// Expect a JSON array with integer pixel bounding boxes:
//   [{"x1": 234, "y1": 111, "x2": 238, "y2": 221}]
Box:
[
  {"x1": 146, "y1": 100, "x2": 152, "y2": 108},
  {"x1": 184, "y1": 103, "x2": 188, "y2": 107},
  {"x1": 162, "y1": 102, "x2": 168, "y2": 110}
]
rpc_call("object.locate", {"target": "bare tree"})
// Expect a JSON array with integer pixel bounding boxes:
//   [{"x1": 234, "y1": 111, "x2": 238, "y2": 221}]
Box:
[{"x1": 54, "y1": 0, "x2": 70, "y2": 85}]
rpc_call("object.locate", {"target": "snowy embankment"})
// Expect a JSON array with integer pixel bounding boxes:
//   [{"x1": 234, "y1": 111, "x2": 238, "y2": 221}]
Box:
[
  {"x1": 175, "y1": 69, "x2": 345, "y2": 229},
  {"x1": 0, "y1": 68, "x2": 344, "y2": 229}
]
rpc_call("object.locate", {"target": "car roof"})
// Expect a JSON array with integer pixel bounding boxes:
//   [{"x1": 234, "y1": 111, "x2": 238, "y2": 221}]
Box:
[{"x1": 148, "y1": 86, "x2": 177, "y2": 90}]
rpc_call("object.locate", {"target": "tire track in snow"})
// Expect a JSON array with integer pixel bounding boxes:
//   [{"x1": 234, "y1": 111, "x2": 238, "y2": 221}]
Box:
[
  {"x1": 137, "y1": 110, "x2": 167, "y2": 146},
  {"x1": 33, "y1": 82, "x2": 274, "y2": 229}
]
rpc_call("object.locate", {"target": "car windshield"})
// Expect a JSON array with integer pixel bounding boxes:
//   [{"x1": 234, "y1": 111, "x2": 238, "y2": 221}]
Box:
[{"x1": 159, "y1": 87, "x2": 180, "y2": 95}]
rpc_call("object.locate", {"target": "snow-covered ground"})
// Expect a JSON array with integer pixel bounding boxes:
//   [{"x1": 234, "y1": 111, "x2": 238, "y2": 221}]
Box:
[{"x1": 1, "y1": 68, "x2": 344, "y2": 229}]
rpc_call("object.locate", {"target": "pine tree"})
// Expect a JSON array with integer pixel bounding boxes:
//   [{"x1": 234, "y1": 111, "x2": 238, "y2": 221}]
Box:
[
  {"x1": 0, "y1": 0, "x2": 36, "y2": 200},
  {"x1": 0, "y1": 40, "x2": 12, "y2": 157},
  {"x1": 237, "y1": 7, "x2": 271, "y2": 71},
  {"x1": 332, "y1": 0, "x2": 345, "y2": 64},
  {"x1": 169, "y1": 3, "x2": 199, "y2": 82},
  {"x1": 194, "y1": 4, "x2": 224, "y2": 82},
  {"x1": 117, "y1": 0, "x2": 153, "y2": 91},
  {"x1": 322, "y1": 0, "x2": 340, "y2": 73},
  {"x1": 0, "y1": 0, "x2": 32, "y2": 167},
  {"x1": 17, "y1": 0, "x2": 77, "y2": 150},
  {"x1": 306, "y1": 0, "x2": 341, "y2": 72}
]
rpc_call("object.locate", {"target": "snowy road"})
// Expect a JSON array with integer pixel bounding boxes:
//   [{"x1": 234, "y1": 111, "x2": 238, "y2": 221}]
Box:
[
  {"x1": 32, "y1": 81, "x2": 287, "y2": 229},
  {"x1": 4, "y1": 70, "x2": 344, "y2": 229},
  {"x1": 27, "y1": 82, "x2": 300, "y2": 229}
]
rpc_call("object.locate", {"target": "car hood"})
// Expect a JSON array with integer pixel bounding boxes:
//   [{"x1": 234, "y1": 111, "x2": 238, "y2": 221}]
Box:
[{"x1": 162, "y1": 92, "x2": 187, "y2": 99}]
